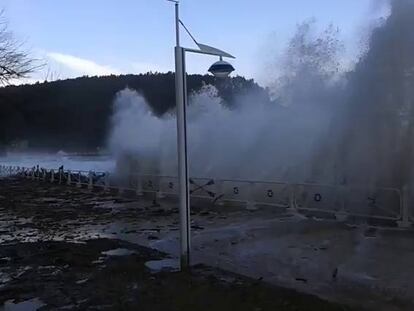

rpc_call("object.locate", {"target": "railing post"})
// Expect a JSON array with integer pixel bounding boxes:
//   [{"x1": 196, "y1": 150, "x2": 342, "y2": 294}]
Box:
[
  {"x1": 77, "y1": 171, "x2": 82, "y2": 188},
  {"x1": 59, "y1": 170, "x2": 62, "y2": 184},
  {"x1": 88, "y1": 171, "x2": 93, "y2": 190},
  {"x1": 246, "y1": 181, "x2": 257, "y2": 210},
  {"x1": 67, "y1": 170, "x2": 71, "y2": 185},
  {"x1": 155, "y1": 177, "x2": 165, "y2": 200},
  {"x1": 136, "y1": 175, "x2": 143, "y2": 196},
  {"x1": 31, "y1": 169, "x2": 35, "y2": 180},
  {"x1": 118, "y1": 185, "x2": 125, "y2": 195},
  {"x1": 287, "y1": 184, "x2": 299, "y2": 213},
  {"x1": 51, "y1": 170, "x2": 55, "y2": 183},
  {"x1": 104, "y1": 172, "x2": 109, "y2": 191},
  {"x1": 215, "y1": 180, "x2": 224, "y2": 206},
  {"x1": 335, "y1": 185, "x2": 348, "y2": 222},
  {"x1": 156, "y1": 190, "x2": 165, "y2": 200},
  {"x1": 398, "y1": 185, "x2": 411, "y2": 228}
]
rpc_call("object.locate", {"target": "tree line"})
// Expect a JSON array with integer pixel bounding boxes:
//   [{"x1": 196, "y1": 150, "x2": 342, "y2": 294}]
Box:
[{"x1": 0, "y1": 73, "x2": 269, "y2": 152}]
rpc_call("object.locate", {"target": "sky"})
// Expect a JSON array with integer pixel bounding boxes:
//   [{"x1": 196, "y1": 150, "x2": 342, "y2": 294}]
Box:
[{"x1": 0, "y1": 0, "x2": 389, "y2": 86}]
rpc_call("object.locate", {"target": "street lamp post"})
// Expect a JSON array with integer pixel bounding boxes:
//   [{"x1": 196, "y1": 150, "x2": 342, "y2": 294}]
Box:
[{"x1": 170, "y1": 0, "x2": 235, "y2": 270}]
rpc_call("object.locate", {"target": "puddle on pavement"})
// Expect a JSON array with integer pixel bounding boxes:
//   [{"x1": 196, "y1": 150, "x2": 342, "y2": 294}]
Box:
[
  {"x1": 145, "y1": 258, "x2": 180, "y2": 273},
  {"x1": 101, "y1": 248, "x2": 135, "y2": 256},
  {"x1": 1, "y1": 297, "x2": 45, "y2": 311},
  {"x1": 91, "y1": 257, "x2": 105, "y2": 264}
]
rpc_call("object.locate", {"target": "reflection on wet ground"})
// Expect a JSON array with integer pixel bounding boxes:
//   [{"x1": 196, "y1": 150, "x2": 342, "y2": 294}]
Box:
[
  {"x1": 145, "y1": 258, "x2": 180, "y2": 273},
  {"x1": 2, "y1": 297, "x2": 45, "y2": 311}
]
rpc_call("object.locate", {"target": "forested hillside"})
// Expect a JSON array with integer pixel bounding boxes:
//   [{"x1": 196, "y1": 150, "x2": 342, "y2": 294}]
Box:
[{"x1": 0, "y1": 73, "x2": 268, "y2": 152}]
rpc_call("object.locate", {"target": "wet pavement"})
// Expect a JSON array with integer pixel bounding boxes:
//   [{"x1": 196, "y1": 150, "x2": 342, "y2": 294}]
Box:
[{"x1": 0, "y1": 177, "x2": 411, "y2": 310}]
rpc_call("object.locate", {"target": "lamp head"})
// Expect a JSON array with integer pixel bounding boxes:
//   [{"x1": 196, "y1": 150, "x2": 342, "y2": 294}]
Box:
[{"x1": 208, "y1": 57, "x2": 235, "y2": 78}]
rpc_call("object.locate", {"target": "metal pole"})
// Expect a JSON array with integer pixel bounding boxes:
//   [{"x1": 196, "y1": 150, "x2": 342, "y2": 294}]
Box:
[
  {"x1": 175, "y1": 2, "x2": 180, "y2": 47},
  {"x1": 174, "y1": 1, "x2": 191, "y2": 269}
]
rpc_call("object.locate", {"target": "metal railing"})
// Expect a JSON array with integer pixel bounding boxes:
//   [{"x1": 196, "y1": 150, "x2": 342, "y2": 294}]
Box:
[{"x1": 0, "y1": 165, "x2": 409, "y2": 227}]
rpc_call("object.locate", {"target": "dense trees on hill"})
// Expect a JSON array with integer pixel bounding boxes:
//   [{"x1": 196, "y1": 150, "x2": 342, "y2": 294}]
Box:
[{"x1": 0, "y1": 73, "x2": 268, "y2": 152}]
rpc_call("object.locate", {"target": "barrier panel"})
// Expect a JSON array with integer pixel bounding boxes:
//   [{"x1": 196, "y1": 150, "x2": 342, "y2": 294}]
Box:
[
  {"x1": 91, "y1": 171, "x2": 107, "y2": 188},
  {"x1": 66, "y1": 171, "x2": 78, "y2": 185},
  {"x1": 141, "y1": 175, "x2": 161, "y2": 193},
  {"x1": 119, "y1": 172, "x2": 137, "y2": 191},
  {"x1": 159, "y1": 176, "x2": 179, "y2": 195},
  {"x1": 190, "y1": 177, "x2": 217, "y2": 200},
  {"x1": 43, "y1": 169, "x2": 50, "y2": 181},
  {"x1": 0, "y1": 164, "x2": 407, "y2": 225},
  {"x1": 251, "y1": 181, "x2": 290, "y2": 207},
  {"x1": 344, "y1": 187, "x2": 401, "y2": 220},
  {"x1": 294, "y1": 183, "x2": 343, "y2": 212},
  {"x1": 106, "y1": 172, "x2": 120, "y2": 189},
  {"x1": 120, "y1": 173, "x2": 133, "y2": 189},
  {"x1": 220, "y1": 180, "x2": 252, "y2": 203},
  {"x1": 76, "y1": 171, "x2": 89, "y2": 186}
]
